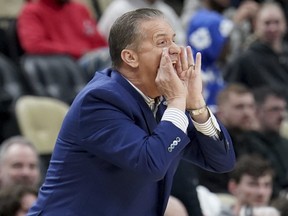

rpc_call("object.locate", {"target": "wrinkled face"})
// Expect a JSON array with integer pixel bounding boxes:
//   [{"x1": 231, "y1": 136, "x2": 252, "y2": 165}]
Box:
[
  {"x1": 217, "y1": 92, "x2": 256, "y2": 130},
  {"x1": 232, "y1": 174, "x2": 272, "y2": 207},
  {"x1": 257, "y1": 95, "x2": 287, "y2": 133},
  {"x1": 16, "y1": 193, "x2": 37, "y2": 216},
  {"x1": 0, "y1": 144, "x2": 40, "y2": 188},
  {"x1": 255, "y1": 5, "x2": 286, "y2": 44},
  {"x1": 134, "y1": 18, "x2": 180, "y2": 98}
]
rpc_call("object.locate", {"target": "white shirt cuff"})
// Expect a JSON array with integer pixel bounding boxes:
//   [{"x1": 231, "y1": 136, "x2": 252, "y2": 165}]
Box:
[
  {"x1": 161, "y1": 108, "x2": 189, "y2": 133},
  {"x1": 192, "y1": 107, "x2": 220, "y2": 139}
]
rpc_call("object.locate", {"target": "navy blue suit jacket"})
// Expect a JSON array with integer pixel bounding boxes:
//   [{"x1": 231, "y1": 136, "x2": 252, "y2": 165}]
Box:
[{"x1": 28, "y1": 69, "x2": 235, "y2": 216}]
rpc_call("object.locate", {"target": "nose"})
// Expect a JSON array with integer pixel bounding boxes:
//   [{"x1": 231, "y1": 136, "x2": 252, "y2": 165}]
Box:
[
  {"x1": 20, "y1": 166, "x2": 33, "y2": 177},
  {"x1": 168, "y1": 42, "x2": 181, "y2": 55}
]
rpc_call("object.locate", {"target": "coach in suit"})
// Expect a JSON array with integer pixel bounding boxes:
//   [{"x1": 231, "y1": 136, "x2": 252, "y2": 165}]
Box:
[{"x1": 28, "y1": 8, "x2": 235, "y2": 216}]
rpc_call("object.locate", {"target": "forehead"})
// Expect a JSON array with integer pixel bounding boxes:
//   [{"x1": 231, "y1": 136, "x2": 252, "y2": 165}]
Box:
[
  {"x1": 3, "y1": 144, "x2": 37, "y2": 162},
  {"x1": 263, "y1": 95, "x2": 286, "y2": 106},
  {"x1": 240, "y1": 174, "x2": 273, "y2": 183},
  {"x1": 139, "y1": 18, "x2": 175, "y2": 38},
  {"x1": 258, "y1": 5, "x2": 284, "y2": 22},
  {"x1": 227, "y1": 92, "x2": 254, "y2": 103}
]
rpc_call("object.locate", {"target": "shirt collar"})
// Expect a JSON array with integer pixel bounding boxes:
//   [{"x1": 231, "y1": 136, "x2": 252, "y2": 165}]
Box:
[{"x1": 124, "y1": 77, "x2": 163, "y2": 110}]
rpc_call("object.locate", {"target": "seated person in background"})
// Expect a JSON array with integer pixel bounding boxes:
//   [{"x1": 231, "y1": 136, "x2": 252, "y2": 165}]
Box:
[
  {"x1": 216, "y1": 83, "x2": 258, "y2": 150},
  {"x1": 221, "y1": 154, "x2": 274, "y2": 216},
  {"x1": 0, "y1": 185, "x2": 38, "y2": 216},
  {"x1": 224, "y1": 1, "x2": 288, "y2": 101},
  {"x1": 17, "y1": 0, "x2": 108, "y2": 59},
  {"x1": 196, "y1": 83, "x2": 257, "y2": 194},
  {"x1": 0, "y1": 136, "x2": 41, "y2": 190},
  {"x1": 238, "y1": 86, "x2": 288, "y2": 197},
  {"x1": 186, "y1": 0, "x2": 234, "y2": 111}
]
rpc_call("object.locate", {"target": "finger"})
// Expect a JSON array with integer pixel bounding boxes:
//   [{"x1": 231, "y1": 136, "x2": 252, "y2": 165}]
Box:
[
  {"x1": 186, "y1": 46, "x2": 196, "y2": 72},
  {"x1": 159, "y1": 48, "x2": 173, "y2": 70},
  {"x1": 186, "y1": 46, "x2": 194, "y2": 67},
  {"x1": 158, "y1": 48, "x2": 177, "y2": 79},
  {"x1": 180, "y1": 46, "x2": 188, "y2": 71},
  {"x1": 195, "y1": 52, "x2": 202, "y2": 73}
]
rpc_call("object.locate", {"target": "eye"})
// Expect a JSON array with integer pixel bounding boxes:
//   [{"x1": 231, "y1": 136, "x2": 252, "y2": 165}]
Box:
[{"x1": 157, "y1": 40, "x2": 167, "y2": 46}]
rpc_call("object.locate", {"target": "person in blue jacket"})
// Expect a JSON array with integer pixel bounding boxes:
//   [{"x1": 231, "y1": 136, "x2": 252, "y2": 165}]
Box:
[{"x1": 27, "y1": 8, "x2": 235, "y2": 216}]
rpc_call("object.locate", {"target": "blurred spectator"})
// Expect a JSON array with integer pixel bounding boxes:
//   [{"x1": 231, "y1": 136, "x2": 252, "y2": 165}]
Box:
[
  {"x1": 196, "y1": 83, "x2": 257, "y2": 194},
  {"x1": 216, "y1": 83, "x2": 258, "y2": 147},
  {"x1": 186, "y1": 0, "x2": 234, "y2": 110},
  {"x1": 224, "y1": 1, "x2": 288, "y2": 101},
  {"x1": 0, "y1": 185, "x2": 37, "y2": 216},
  {"x1": 221, "y1": 155, "x2": 274, "y2": 216},
  {"x1": 17, "y1": 0, "x2": 108, "y2": 59},
  {"x1": 0, "y1": 136, "x2": 41, "y2": 189},
  {"x1": 238, "y1": 86, "x2": 288, "y2": 196},
  {"x1": 182, "y1": 0, "x2": 259, "y2": 60},
  {"x1": 98, "y1": 0, "x2": 186, "y2": 45}
]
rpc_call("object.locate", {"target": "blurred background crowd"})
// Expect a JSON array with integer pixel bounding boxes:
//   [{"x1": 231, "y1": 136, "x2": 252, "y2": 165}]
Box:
[{"x1": 1, "y1": 0, "x2": 288, "y2": 215}]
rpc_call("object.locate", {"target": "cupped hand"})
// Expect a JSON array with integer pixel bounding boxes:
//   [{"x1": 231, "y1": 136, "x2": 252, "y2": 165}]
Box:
[
  {"x1": 175, "y1": 46, "x2": 205, "y2": 109},
  {"x1": 155, "y1": 48, "x2": 186, "y2": 111}
]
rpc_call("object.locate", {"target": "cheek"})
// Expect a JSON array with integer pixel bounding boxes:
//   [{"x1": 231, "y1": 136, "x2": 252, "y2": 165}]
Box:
[{"x1": 238, "y1": 185, "x2": 253, "y2": 197}]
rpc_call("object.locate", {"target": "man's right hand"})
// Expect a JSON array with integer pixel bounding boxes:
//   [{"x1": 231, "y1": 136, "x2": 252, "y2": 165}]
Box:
[{"x1": 155, "y1": 48, "x2": 186, "y2": 112}]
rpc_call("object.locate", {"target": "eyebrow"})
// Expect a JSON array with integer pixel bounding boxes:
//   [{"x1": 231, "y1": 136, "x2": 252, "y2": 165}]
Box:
[{"x1": 154, "y1": 33, "x2": 176, "y2": 40}]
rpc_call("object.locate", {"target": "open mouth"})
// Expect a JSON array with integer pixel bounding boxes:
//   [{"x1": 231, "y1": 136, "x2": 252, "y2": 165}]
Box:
[{"x1": 171, "y1": 60, "x2": 177, "y2": 69}]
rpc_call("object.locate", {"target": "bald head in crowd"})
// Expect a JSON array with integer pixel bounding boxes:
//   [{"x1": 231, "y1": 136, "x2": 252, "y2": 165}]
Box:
[{"x1": 0, "y1": 136, "x2": 41, "y2": 189}]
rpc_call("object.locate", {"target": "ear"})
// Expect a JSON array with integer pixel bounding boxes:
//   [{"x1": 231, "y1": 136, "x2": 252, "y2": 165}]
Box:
[
  {"x1": 121, "y1": 49, "x2": 139, "y2": 68},
  {"x1": 228, "y1": 180, "x2": 238, "y2": 195}
]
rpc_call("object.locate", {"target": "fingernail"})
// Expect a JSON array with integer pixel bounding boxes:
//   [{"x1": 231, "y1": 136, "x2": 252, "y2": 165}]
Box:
[{"x1": 162, "y1": 48, "x2": 168, "y2": 54}]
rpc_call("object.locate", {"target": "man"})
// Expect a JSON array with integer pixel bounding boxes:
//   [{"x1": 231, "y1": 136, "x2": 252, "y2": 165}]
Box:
[
  {"x1": 239, "y1": 86, "x2": 288, "y2": 197},
  {"x1": 28, "y1": 8, "x2": 235, "y2": 215},
  {"x1": 223, "y1": 155, "x2": 274, "y2": 216},
  {"x1": 0, "y1": 136, "x2": 41, "y2": 189},
  {"x1": 216, "y1": 83, "x2": 258, "y2": 142},
  {"x1": 196, "y1": 83, "x2": 257, "y2": 194},
  {"x1": 224, "y1": 1, "x2": 288, "y2": 101}
]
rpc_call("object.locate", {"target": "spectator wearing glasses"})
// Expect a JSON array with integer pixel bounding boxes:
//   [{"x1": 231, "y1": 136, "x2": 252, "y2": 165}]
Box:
[{"x1": 237, "y1": 86, "x2": 288, "y2": 197}]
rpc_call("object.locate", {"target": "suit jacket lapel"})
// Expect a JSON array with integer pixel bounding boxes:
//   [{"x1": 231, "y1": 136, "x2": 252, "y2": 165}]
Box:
[{"x1": 110, "y1": 70, "x2": 157, "y2": 134}]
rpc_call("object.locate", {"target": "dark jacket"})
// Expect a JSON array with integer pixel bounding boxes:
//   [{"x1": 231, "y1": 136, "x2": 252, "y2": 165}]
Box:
[{"x1": 28, "y1": 68, "x2": 235, "y2": 216}]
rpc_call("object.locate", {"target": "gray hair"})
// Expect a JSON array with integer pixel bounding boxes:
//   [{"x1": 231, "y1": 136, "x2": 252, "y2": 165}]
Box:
[
  {"x1": 108, "y1": 8, "x2": 165, "y2": 68},
  {"x1": 0, "y1": 136, "x2": 39, "y2": 164}
]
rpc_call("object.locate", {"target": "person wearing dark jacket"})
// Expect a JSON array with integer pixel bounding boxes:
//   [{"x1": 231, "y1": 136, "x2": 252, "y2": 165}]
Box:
[
  {"x1": 224, "y1": 1, "x2": 288, "y2": 101},
  {"x1": 27, "y1": 8, "x2": 235, "y2": 216}
]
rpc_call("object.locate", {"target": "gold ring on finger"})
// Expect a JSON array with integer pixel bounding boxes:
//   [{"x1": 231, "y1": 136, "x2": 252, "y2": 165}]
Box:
[{"x1": 188, "y1": 64, "x2": 195, "y2": 70}]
